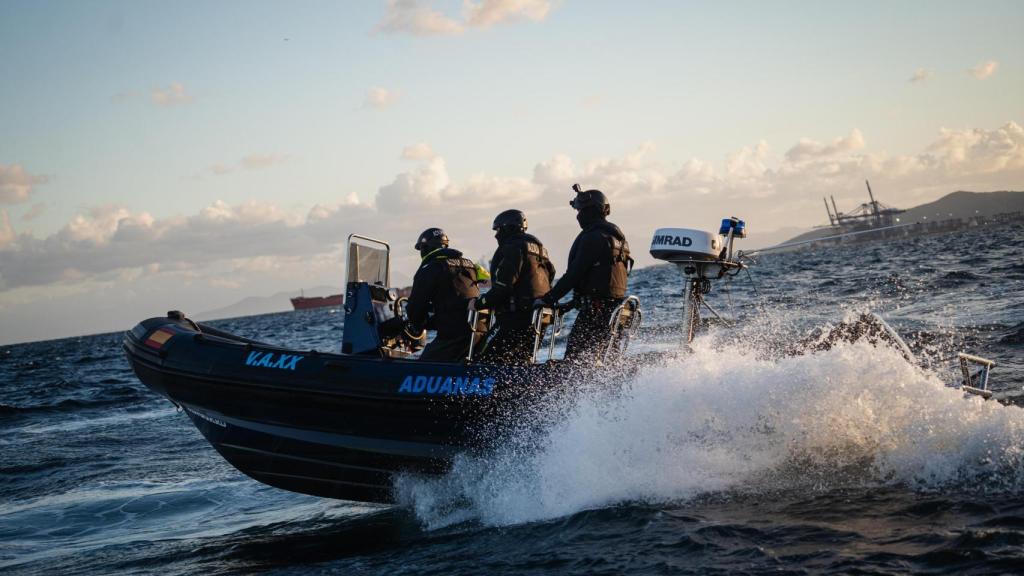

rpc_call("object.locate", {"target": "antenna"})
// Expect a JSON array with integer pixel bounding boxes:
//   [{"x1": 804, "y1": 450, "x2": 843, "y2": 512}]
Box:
[
  {"x1": 830, "y1": 196, "x2": 840, "y2": 224},
  {"x1": 823, "y1": 197, "x2": 835, "y2": 225}
]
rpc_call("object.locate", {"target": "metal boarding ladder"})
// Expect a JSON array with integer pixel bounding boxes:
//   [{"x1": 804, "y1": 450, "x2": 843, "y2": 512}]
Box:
[
  {"x1": 465, "y1": 309, "x2": 493, "y2": 362},
  {"x1": 958, "y1": 353, "x2": 996, "y2": 399},
  {"x1": 530, "y1": 306, "x2": 563, "y2": 364},
  {"x1": 603, "y1": 295, "x2": 642, "y2": 363}
]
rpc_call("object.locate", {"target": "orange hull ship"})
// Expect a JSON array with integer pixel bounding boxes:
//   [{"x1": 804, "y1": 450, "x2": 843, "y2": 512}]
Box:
[{"x1": 290, "y1": 294, "x2": 344, "y2": 310}]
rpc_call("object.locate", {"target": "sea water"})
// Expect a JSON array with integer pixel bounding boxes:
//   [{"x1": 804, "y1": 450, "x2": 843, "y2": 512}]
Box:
[{"x1": 1, "y1": 224, "x2": 1022, "y2": 574}]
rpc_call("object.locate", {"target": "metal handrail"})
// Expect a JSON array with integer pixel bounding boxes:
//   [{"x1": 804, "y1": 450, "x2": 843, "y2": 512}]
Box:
[
  {"x1": 466, "y1": 308, "x2": 491, "y2": 362},
  {"x1": 603, "y1": 295, "x2": 642, "y2": 362},
  {"x1": 531, "y1": 306, "x2": 561, "y2": 364}
]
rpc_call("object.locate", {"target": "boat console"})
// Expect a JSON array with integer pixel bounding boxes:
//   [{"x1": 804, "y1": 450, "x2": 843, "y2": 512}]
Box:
[{"x1": 341, "y1": 234, "x2": 416, "y2": 357}]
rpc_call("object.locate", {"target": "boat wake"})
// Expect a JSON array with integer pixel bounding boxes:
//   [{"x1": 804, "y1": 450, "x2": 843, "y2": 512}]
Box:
[{"x1": 396, "y1": 333, "x2": 1024, "y2": 529}]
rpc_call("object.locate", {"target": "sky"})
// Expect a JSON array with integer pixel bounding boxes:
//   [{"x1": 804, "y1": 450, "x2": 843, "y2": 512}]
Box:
[{"x1": 1, "y1": 0, "x2": 1022, "y2": 344}]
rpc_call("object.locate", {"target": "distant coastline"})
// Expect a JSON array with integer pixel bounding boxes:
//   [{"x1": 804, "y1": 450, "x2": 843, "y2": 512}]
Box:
[{"x1": 779, "y1": 190, "x2": 1024, "y2": 248}]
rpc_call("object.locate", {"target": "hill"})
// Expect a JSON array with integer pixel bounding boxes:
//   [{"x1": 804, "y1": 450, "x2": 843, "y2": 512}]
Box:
[{"x1": 195, "y1": 285, "x2": 342, "y2": 320}]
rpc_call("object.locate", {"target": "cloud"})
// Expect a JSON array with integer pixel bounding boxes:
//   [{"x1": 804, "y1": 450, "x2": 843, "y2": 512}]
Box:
[
  {"x1": 923, "y1": 121, "x2": 1024, "y2": 174},
  {"x1": 151, "y1": 82, "x2": 192, "y2": 106},
  {"x1": 0, "y1": 210, "x2": 13, "y2": 249},
  {"x1": 909, "y1": 68, "x2": 932, "y2": 84},
  {"x1": 209, "y1": 163, "x2": 233, "y2": 176},
  {"x1": 401, "y1": 143, "x2": 436, "y2": 160},
  {"x1": 363, "y1": 86, "x2": 400, "y2": 109},
  {"x1": 21, "y1": 202, "x2": 47, "y2": 222},
  {"x1": 3, "y1": 122, "x2": 1023, "y2": 298},
  {"x1": 375, "y1": 157, "x2": 450, "y2": 212},
  {"x1": 784, "y1": 129, "x2": 865, "y2": 164},
  {"x1": 0, "y1": 199, "x2": 374, "y2": 291},
  {"x1": 969, "y1": 60, "x2": 999, "y2": 80},
  {"x1": 207, "y1": 153, "x2": 289, "y2": 176},
  {"x1": 377, "y1": 0, "x2": 552, "y2": 36},
  {"x1": 0, "y1": 164, "x2": 47, "y2": 204},
  {"x1": 377, "y1": 0, "x2": 464, "y2": 35},
  {"x1": 240, "y1": 153, "x2": 289, "y2": 170},
  {"x1": 463, "y1": 0, "x2": 552, "y2": 28}
]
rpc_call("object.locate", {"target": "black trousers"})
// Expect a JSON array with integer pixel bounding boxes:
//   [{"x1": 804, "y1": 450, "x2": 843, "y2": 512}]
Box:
[
  {"x1": 419, "y1": 332, "x2": 472, "y2": 362},
  {"x1": 479, "y1": 312, "x2": 535, "y2": 365},
  {"x1": 564, "y1": 297, "x2": 623, "y2": 364}
]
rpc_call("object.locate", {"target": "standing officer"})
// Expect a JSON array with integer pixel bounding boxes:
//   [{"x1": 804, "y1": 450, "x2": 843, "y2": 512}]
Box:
[
  {"x1": 538, "y1": 185, "x2": 633, "y2": 363},
  {"x1": 473, "y1": 210, "x2": 556, "y2": 364},
  {"x1": 405, "y1": 228, "x2": 482, "y2": 362}
]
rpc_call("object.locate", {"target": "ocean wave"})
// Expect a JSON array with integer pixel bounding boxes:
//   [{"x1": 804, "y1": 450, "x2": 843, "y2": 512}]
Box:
[
  {"x1": 0, "y1": 393, "x2": 152, "y2": 418},
  {"x1": 397, "y1": 339, "x2": 1024, "y2": 529}
]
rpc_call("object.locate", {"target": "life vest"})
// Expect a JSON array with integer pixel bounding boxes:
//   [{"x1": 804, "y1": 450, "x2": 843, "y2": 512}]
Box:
[{"x1": 577, "y1": 221, "x2": 633, "y2": 299}]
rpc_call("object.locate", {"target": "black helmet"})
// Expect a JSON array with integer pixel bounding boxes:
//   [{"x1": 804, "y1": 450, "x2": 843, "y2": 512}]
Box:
[
  {"x1": 414, "y1": 227, "x2": 448, "y2": 252},
  {"x1": 569, "y1": 184, "x2": 610, "y2": 216},
  {"x1": 492, "y1": 209, "x2": 528, "y2": 232}
]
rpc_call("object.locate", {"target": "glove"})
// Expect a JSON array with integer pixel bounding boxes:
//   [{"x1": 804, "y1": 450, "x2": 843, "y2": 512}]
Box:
[{"x1": 532, "y1": 298, "x2": 548, "y2": 309}]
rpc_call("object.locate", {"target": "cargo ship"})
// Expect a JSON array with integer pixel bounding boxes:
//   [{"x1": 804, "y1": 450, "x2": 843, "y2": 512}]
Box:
[{"x1": 290, "y1": 290, "x2": 344, "y2": 311}]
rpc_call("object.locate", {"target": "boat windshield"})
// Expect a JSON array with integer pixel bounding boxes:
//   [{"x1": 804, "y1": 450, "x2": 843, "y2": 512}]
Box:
[{"x1": 346, "y1": 235, "x2": 390, "y2": 286}]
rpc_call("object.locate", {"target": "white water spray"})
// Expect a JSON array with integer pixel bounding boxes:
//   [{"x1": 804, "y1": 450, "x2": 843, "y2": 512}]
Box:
[{"x1": 397, "y1": 337, "x2": 1024, "y2": 529}]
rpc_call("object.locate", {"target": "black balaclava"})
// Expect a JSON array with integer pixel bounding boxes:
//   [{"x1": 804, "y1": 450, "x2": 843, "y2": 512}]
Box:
[
  {"x1": 495, "y1": 226, "x2": 519, "y2": 243},
  {"x1": 575, "y1": 206, "x2": 604, "y2": 229}
]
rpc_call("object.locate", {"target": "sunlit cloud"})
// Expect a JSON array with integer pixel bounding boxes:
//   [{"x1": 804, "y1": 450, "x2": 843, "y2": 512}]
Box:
[
  {"x1": 909, "y1": 68, "x2": 932, "y2": 84},
  {"x1": 463, "y1": 0, "x2": 552, "y2": 28},
  {"x1": 2, "y1": 122, "x2": 1022, "y2": 295},
  {"x1": 377, "y1": 0, "x2": 552, "y2": 36},
  {"x1": 401, "y1": 143, "x2": 436, "y2": 160},
  {"x1": 363, "y1": 86, "x2": 400, "y2": 109},
  {"x1": 968, "y1": 60, "x2": 999, "y2": 80},
  {"x1": 150, "y1": 82, "x2": 192, "y2": 106},
  {"x1": 0, "y1": 164, "x2": 47, "y2": 204},
  {"x1": 785, "y1": 129, "x2": 865, "y2": 164},
  {"x1": 377, "y1": 0, "x2": 464, "y2": 35}
]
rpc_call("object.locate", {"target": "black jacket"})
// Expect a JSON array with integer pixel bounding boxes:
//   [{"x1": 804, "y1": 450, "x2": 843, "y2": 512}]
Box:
[
  {"x1": 406, "y1": 248, "x2": 480, "y2": 337},
  {"x1": 478, "y1": 232, "x2": 555, "y2": 313},
  {"x1": 548, "y1": 219, "x2": 631, "y2": 302}
]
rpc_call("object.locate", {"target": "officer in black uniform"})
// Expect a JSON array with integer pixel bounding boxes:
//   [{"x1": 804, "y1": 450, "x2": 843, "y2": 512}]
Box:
[
  {"x1": 538, "y1": 185, "x2": 632, "y2": 363},
  {"x1": 405, "y1": 228, "x2": 481, "y2": 362},
  {"x1": 474, "y1": 210, "x2": 556, "y2": 365}
]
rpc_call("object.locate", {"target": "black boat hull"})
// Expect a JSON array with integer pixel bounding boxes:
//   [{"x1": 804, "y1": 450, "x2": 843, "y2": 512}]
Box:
[{"x1": 124, "y1": 317, "x2": 573, "y2": 503}]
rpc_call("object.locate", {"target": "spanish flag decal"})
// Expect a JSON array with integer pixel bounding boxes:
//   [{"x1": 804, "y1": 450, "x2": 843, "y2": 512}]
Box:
[{"x1": 144, "y1": 327, "x2": 176, "y2": 350}]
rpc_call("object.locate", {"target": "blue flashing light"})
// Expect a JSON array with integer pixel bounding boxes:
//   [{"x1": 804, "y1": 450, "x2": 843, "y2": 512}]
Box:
[
  {"x1": 719, "y1": 217, "x2": 748, "y2": 238},
  {"x1": 734, "y1": 219, "x2": 746, "y2": 238}
]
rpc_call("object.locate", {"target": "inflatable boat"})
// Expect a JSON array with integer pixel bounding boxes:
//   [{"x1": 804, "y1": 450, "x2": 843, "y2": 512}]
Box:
[{"x1": 124, "y1": 235, "x2": 643, "y2": 503}]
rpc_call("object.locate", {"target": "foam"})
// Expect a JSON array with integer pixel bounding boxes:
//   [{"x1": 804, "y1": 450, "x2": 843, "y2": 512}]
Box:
[{"x1": 396, "y1": 336, "x2": 1024, "y2": 529}]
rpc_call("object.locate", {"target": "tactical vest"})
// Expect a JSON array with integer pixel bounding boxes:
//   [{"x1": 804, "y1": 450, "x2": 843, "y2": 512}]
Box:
[
  {"x1": 579, "y1": 221, "x2": 633, "y2": 299},
  {"x1": 491, "y1": 233, "x2": 555, "y2": 311},
  {"x1": 426, "y1": 249, "x2": 480, "y2": 335}
]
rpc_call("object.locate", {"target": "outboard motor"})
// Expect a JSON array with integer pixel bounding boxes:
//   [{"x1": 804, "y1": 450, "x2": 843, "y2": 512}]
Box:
[{"x1": 650, "y1": 218, "x2": 747, "y2": 344}]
